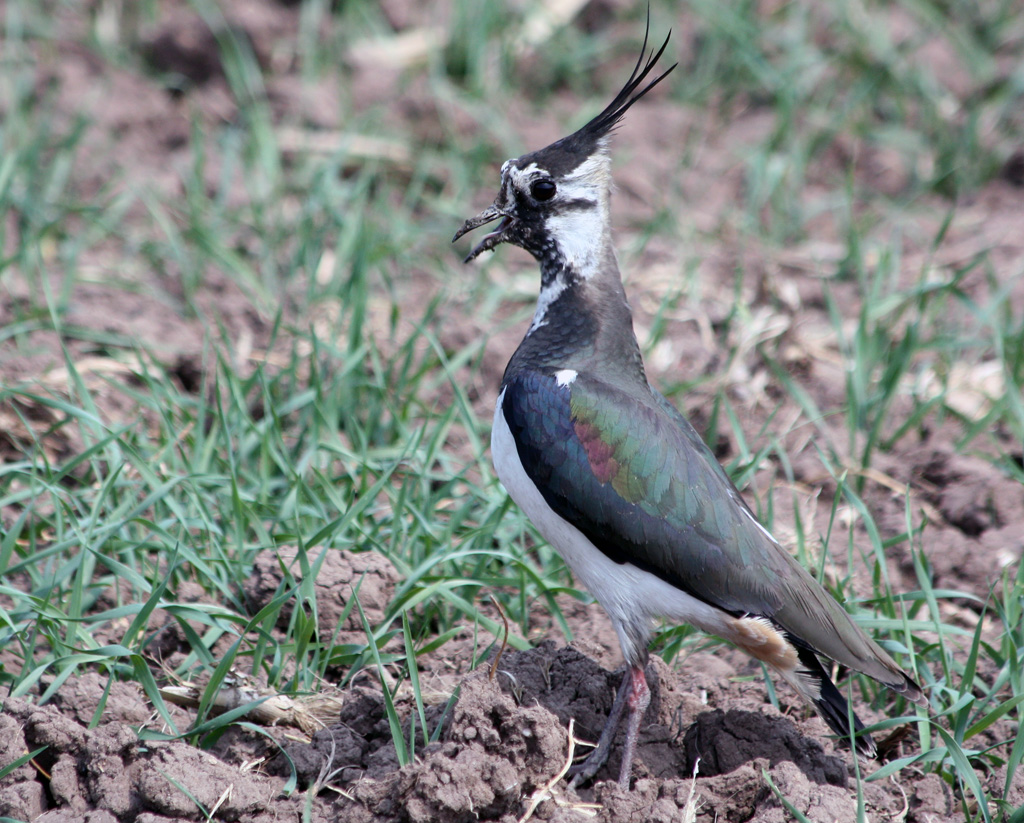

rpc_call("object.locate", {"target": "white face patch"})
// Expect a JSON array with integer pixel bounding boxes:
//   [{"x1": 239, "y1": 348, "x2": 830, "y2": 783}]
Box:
[
  {"x1": 545, "y1": 207, "x2": 605, "y2": 276},
  {"x1": 526, "y1": 152, "x2": 612, "y2": 277},
  {"x1": 506, "y1": 161, "x2": 540, "y2": 190},
  {"x1": 554, "y1": 368, "x2": 578, "y2": 387},
  {"x1": 558, "y1": 151, "x2": 612, "y2": 200}
]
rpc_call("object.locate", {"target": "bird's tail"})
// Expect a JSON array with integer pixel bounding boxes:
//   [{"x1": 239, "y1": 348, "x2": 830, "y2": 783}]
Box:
[{"x1": 776, "y1": 636, "x2": 877, "y2": 759}]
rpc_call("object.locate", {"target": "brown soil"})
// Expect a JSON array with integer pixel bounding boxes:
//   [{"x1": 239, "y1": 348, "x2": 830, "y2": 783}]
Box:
[
  {"x1": 4, "y1": 550, "x2": 1020, "y2": 823},
  {"x1": 3, "y1": 1, "x2": 1024, "y2": 822},
  {"x1": 0, "y1": 635, "x2": 963, "y2": 823}
]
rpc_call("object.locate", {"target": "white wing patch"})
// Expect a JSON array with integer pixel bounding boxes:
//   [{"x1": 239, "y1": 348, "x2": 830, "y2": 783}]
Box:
[{"x1": 554, "y1": 369, "x2": 577, "y2": 387}]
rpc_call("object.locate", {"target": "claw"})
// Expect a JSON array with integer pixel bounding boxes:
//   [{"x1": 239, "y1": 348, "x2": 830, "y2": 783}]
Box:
[{"x1": 567, "y1": 664, "x2": 651, "y2": 789}]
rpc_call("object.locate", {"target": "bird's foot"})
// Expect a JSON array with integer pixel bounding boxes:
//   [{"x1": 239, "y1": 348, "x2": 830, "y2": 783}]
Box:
[
  {"x1": 567, "y1": 745, "x2": 612, "y2": 789},
  {"x1": 567, "y1": 664, "x2": 651, "y2": 790},
  {"x1": 567, "y1": 668, "x2": 631, "y2": 789}
]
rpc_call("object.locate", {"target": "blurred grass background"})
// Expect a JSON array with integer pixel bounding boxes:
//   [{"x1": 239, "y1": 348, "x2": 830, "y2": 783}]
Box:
[{"x1": 1, "y1": 0, "x2": 1023, "y2": 819}]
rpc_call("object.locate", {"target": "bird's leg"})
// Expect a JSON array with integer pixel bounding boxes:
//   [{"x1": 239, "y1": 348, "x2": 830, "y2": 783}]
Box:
[
  {"x1": 617, "y1": 664, "x2": 650, "y2": 788},
  {"x1": 568, "y1": 664, "x2": 650, "y2": 789},
  {"x1": 567, "y1": 668, "x2": 632, "y2": 788}
]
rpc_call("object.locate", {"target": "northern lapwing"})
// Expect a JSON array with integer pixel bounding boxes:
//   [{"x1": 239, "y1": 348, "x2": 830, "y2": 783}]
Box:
[{"x1": 453, "y1": 25, "x2": 925, "y2": 788}]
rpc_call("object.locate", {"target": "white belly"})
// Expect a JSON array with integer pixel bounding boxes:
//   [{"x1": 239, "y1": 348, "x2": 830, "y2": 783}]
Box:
[{"x1": 490, "y1": 388, "x2": 733, "y2": 665}]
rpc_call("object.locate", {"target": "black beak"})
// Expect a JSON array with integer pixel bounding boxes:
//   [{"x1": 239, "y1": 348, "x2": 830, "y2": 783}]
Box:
[{"x1": 452, "y1": 204, "x2": 513, "y2": 263}]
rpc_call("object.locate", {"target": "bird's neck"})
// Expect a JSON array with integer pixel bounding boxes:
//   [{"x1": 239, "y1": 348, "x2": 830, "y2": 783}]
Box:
[{"x1": 503, "y1": 239, "x2": 647, "y2": 389}]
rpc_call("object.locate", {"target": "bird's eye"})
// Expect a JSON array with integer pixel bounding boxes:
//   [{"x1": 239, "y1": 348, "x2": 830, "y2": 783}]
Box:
[{"x1": 530, "y1": 179, "x2": 556, "y2": 201}]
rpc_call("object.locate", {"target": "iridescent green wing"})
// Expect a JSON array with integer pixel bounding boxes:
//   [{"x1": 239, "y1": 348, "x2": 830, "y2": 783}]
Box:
[{"x1": 502, "y1": 369, "x2": 899, "y2": 681}]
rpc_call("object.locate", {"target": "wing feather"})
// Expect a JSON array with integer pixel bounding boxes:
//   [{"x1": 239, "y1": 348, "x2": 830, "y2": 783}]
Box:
[{"x1": 501, "y1": 368, "x2": 913, "y2": 690}]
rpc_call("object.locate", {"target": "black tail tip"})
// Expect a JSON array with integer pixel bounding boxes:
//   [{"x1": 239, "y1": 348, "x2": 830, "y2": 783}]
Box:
[
  {"x1": 812, "y1": 688, "x2": 878, "y2": 759},
  {"x1": 794, "y1": 643, "x2": 878, "y2": 758}
]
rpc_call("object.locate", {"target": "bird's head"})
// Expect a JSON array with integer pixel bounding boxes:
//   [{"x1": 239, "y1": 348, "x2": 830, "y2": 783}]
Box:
[{"x1": 453, "y1": 27, "x2": 676, "y2": 270}]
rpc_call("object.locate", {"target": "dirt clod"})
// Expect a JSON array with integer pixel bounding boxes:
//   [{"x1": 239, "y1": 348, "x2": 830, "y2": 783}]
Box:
[
  {"x1": 683, "y1": 708, "x2": 847, "y2": 786},
  {"x1": 244, "y1": 547, "x2": 400, "y2": 643},
  {"x1": 3, "y1": 697, "x2": 277, "y2": 822}
]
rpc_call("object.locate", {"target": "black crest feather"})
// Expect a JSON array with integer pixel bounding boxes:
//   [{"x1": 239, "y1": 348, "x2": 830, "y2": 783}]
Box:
[
  {"x1": 521, "y1": 14, "x2": 676, "y2": 177},
  {"x1": 574, "y1": 19, "x2": 677, "y2": 143}
]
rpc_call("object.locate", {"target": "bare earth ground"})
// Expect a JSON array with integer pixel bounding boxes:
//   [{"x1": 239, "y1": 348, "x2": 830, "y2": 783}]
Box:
[{"x1": 2, "y1": 1, "x2": 1024, "y2": 822}]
